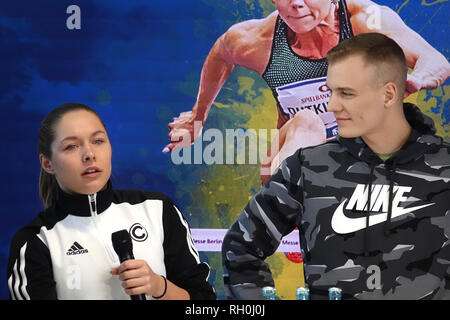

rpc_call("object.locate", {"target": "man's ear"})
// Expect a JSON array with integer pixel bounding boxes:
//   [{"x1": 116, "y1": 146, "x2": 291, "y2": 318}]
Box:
[
  {"x1": 40, "y1": 154, "x2": 55, "y2": 175},
  {"x1": 383, "y1": 81, "x2": 398, "y2": 108}
]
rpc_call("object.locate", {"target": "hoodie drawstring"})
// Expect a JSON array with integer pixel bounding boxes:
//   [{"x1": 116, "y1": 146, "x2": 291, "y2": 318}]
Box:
[
  {"x1": 384, "y1": 159, "x2": 397, "y2": 236},
  {"x1": 363, "y1": 159, "x2": 398, "y2": 257},
  {"x1": 364, "y1": 164, "x2": 376, "y2": 257}
]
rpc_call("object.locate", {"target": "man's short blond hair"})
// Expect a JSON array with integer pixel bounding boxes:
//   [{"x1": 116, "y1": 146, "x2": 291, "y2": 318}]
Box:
[{"x1": 327, "y1": 33, "x2": 407, "y2": 96}]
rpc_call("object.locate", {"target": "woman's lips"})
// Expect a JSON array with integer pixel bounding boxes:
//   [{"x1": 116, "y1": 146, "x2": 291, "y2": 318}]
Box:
[
  {"x1": 83, "y1": 171, "x2": 101, "y2": 178},
  {"x1": 82, "y1": 167, "x2": 101, "y2": 178},
  {"x1": 290, "y1": 14, "x2": 312, "y2": 20}
]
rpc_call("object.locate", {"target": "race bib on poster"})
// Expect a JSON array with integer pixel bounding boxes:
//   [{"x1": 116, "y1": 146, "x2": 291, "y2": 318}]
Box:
[{"x1": 276, "y1": 77, "x2": 338, "y2": 140}]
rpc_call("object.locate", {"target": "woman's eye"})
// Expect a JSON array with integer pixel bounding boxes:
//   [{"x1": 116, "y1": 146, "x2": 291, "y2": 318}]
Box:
[
  {"x1": 93, "y1": 139, "x2": 104, "y2": 144},
  {"x1": 65, "y1": 144, "x2": 77, "y2": 151}
]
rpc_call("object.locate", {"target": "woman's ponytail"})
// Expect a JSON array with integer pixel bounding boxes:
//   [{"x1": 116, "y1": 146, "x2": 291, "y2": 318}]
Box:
[{"x1": 38, "y1": 168, "x2": 58, "y2": 209}]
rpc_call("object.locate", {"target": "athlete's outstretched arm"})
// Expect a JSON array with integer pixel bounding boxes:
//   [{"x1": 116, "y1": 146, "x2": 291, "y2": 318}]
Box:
[
  {"x1": 164, "y1": 15, "x2": 275, "y2": 152},
  {"x1": 348, "y1": 0, "x2": 450, "y2": 96},
  {"x1": 163, "y1": 33, "x2": 235, "y2": 152}
]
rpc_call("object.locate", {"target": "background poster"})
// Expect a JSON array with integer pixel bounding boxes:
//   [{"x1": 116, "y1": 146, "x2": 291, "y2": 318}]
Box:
[{"x1": 0, "y1": 0, "x2": 448, "y2": 300}]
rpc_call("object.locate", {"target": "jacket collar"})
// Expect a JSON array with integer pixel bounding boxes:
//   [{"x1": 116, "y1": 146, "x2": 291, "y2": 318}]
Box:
[{"x1": 55, "y1": 180, "x2": 113, "y2": 217}]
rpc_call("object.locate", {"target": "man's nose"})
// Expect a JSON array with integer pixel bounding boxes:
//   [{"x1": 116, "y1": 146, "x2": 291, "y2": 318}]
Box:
[{"x1": 327, "y1": 93, "x2": 340, "y2": 113}]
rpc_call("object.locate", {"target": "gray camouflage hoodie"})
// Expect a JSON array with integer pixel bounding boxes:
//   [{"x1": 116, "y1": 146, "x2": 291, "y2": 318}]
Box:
[{"x1": 222, "y1": 103, "x2": 450, "y2": 300}]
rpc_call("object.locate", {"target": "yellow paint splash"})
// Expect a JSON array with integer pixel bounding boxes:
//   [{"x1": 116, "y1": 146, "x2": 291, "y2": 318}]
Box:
[
  {"x1": 415, "y1": 85, "x2": 450, "y2": 141},
  {"x1": 257, "y1": 0, "x2": 277, "y2": 17},
  {"x1": 398, "y1": 0, "x2": 448, "y2": 14},
  {"x1": 213, "y1": 102, "x2": 231, "y2": 109},
  {"x1": 397, "y1": 0, "x2": 410, "y2": 13},
  {"x1": 421, "y1": 0, "x2": 448, "y2": 6},
  {"x1": 266, "y1": 253, "x2": 305, "y2": 300}
]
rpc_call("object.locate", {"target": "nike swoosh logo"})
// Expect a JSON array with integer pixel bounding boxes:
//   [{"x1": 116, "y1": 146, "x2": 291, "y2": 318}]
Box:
[{"x1": 331, "y1": 199, "x2": 434, "y2": 234}]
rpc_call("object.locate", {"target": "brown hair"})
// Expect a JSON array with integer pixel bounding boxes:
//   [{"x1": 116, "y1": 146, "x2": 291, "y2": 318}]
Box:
[
  {"x1": 38, "y1": 103, "x2": 107, "y2": 208},
  {"x1": 327, "y1": 33, "x2": 407, "y2": 94}
]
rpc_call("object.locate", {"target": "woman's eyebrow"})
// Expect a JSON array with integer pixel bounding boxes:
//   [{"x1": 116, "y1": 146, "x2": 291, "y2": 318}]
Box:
[
  {"x1": 91, "y1": 130, "x2": 106, "y2": 137},
  {"x1": 60, "y1": 131, "x2": 106, "y2": 143}
]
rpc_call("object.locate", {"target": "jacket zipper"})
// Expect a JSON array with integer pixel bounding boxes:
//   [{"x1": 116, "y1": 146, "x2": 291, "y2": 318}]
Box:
[
  {"x1": 87, "y1": 193, "x2": 118, "y2": 263},
  {"x1": 88, "y1": 194, "x2": 97, "y2": 217}
]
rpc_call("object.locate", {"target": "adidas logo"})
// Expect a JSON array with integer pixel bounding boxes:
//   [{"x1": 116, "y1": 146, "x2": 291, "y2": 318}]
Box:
[{"x1": 66, "y1": 242, "x2": 89, "y2": 255}]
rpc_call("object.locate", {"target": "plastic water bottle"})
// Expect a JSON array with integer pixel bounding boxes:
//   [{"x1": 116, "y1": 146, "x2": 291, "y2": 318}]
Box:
[
  {"x1": 262, "y1": 286, "x2": 276, "y2": 300},
  {"x1": 296, "y1": 287, "x2": 310, "y2": 300},
  {"x1": 328, "y1": 287, "x2": 342, "y2": 300}
]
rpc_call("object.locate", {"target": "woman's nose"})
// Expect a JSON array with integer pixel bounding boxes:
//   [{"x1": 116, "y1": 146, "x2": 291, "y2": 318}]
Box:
[
  {"x1": 291, "y1": 0, "x2": 306, "y2": 10},
  {"x1": 83, "y1": 146, "x2": 95, "y2": 162}
]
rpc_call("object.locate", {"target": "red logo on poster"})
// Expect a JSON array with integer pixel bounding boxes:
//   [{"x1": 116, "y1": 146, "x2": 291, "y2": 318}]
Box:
[
  {"x1": 318, "y1": 84, "x2": 330, "y2": 93},
  {"x1": 285, "y1": 252, "x2": 303, "y2": 264}
]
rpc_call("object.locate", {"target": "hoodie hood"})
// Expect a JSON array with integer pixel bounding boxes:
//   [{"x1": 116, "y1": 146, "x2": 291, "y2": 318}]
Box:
[{"x1": 337, "y1": 103, "x2": 442, "y2": 166}]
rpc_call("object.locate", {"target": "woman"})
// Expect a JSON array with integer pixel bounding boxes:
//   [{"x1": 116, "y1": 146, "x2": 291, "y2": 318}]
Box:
[
  {"x1": 7, "y1": 103, "x2": 216, "y2": 300},
  {"x1": 164, "y1": 0, "x2": 450, "y2": 184}
]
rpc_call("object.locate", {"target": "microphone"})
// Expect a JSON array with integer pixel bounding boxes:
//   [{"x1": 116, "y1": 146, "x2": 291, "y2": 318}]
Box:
[{"x1": 111, "y1": 229, "x2": 147, "y2": 300}]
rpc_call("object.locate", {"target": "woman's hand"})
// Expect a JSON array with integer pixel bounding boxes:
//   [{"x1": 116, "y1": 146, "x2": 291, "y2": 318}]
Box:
[{"x1": 110, "y1": 259, "x2": 165, "y2": 298}]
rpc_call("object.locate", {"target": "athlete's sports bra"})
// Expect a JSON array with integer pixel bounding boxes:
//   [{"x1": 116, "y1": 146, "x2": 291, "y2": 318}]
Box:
[{"x1": 262, "y1": 0, "x2": 354, "y2": 136}]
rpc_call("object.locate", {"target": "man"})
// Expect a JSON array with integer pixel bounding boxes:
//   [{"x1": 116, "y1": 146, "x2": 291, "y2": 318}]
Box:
[
  {"x1": 164, "y1": 0, "x2": 450, "y2": 184},
  {"x1": 221, "y1": 33, "x2": 450, "y2": 300}
]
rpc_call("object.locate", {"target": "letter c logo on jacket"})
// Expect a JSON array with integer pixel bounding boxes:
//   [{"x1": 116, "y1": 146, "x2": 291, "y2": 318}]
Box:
[{"x1": 129, "y1": 223, "x2": 148, "y2": 242}]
